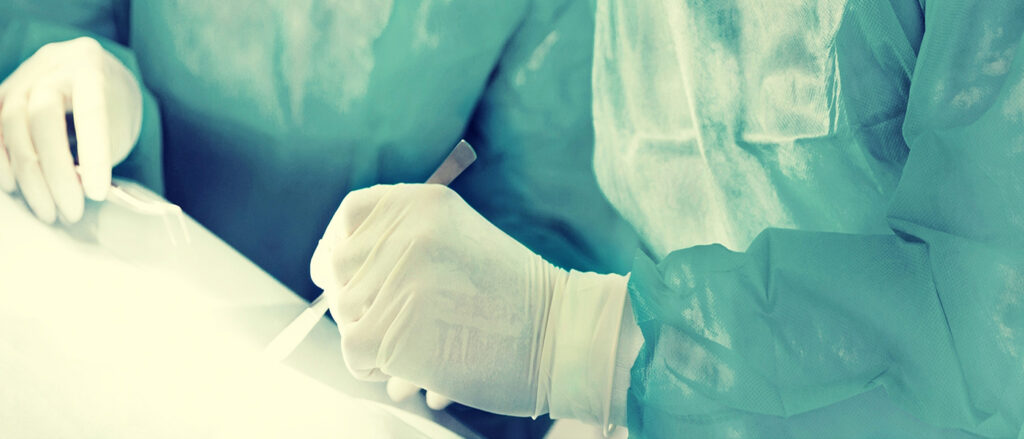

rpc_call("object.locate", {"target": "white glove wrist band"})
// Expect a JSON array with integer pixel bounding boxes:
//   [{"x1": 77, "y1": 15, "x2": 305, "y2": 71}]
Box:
[
  {"x1": 541, "y1": 270, "x2": 630, "y2": 428},
  {"x1": 609, "y1": 291, "x2": 643, "y2": 428}
]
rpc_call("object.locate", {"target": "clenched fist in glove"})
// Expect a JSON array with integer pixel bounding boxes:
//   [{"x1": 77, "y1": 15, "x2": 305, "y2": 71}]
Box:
[{"x1": 310, "y1": 184, "x2": 632, "y2": 425}]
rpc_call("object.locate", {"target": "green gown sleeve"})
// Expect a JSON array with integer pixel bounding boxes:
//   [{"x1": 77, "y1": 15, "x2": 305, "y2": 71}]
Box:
[
  {"x1": 0, "y1": 0, "x2": 163, "y2": 194},
  {"x1": 453, "y1": 0, "x2": 639, "y2": 275},
  {"x1": 625, "y1": 1, "x2": 1024, "y2": 438}
]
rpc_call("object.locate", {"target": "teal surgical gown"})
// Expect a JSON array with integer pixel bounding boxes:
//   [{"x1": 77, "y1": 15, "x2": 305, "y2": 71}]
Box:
[
  {"x1": 0, "y1": 0, "x2": 638, "y2": 301},
  {"x1": 592, "y1": 0, "x2": 1024, "y2": 437}
]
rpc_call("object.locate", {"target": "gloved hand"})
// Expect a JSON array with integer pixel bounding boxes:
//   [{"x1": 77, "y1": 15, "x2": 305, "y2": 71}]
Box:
[
  {"x1": 311, "y1": 184, "x2": 631, "y2": 425},
  {"x1": 385, "y1": 377, "x2": 452, "y2": 410},
  {"x1": 0, "y1": 37, "x2": 143, "y2": 224}
]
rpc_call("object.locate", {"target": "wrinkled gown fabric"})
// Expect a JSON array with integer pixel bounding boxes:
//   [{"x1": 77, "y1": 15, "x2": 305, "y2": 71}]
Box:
[{"x1": 593, "y1": 0, "x2": 1024, "y2": 437}]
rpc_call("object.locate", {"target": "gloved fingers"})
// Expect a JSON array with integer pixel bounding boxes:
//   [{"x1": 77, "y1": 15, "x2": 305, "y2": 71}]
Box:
[
  {"x1": 425, "y1": 391, "x2": 453, "y2": 411},
  {"x1": 324, "y1": 184, "x2": 393, "y2": 240},
  {"x1": 328, "y1": 238, "x2": 378, "y2": 324},
  {"x1": 341, "y1": 356, "x2": 388, "y2": 382},
  {"x1": 329, "y1": 184, "x2": 426, "y2": 293},
  {"x1": 359, "y1": 368, "x2": 390, "y2": 382},
  {"x1": 28, "y1": 82, "x2": 83, "y2": 223},
  {"x1": 331, "y1": 229, "x2": 416, "y2": 324},
  {"x1": 1, "y1": 89, "x2": 56, "y2": 223},
  {"x1": 71, "y1": 68, "x2": 112, "y2": 201},
  {"x1": 99, "y1": 51, "x2": 144, "y2": 161},
  {"x1": 310, "y1": 239, "x2": 339, "y2": 289},
  {"x1": 328, "y1": 281, "x2": 376, "y2": 332},
  {"x1": 0, "y1": 105, "x2": 15, "y2": 193},
  {"x1": 323, "y1": 285, "x2": 363, "y2": 329},
  {"x1": 328, "y1": 204, "x2": 408, "y2": 306},
  {"x1": 340, "y1": 339, "x2": 390, "y2": 382},
  {"x1": 323, "y1": 214, "x2": 395, "y2": 326},
  {"x1": 339, "y1": 317, "x2": 391, "y2": 382},
  {"x1": 328, "y1": 235, "x2": 373, "y2": 294},
  {"x1": 0, "y1": 65, "x2": 34, "y2": 194},
  {"x1": 330, "y1": 283, "x2": 372, "y2": 325},
  {"x1": 314, "y1": 184, "x2": 394, "y2": 289},
  {"x1": 0, "y1": 46, "x2": 51, "y2": 97},
  {"x1": 386, "y1": 377, "x2": 422, "y2": 403},
  {"x1": 385, "y1": 379, "x2": 454, "y2": 410}
]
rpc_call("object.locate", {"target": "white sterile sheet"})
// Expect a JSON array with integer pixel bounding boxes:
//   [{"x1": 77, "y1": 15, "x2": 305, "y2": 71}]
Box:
[{"x1": 0, "y1": 184, "x2": 460, "y2": 439}]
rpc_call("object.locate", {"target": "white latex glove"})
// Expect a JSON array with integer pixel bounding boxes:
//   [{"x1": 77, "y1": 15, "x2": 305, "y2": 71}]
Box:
[
  {"x1": 0, "y1": 37, "x2": 143, "y2": 224},
  {"x1": 386, "y1": 377, "x2": 452, "y2": 410},
  {"x1": 311, "y1": 184, "x2": 631, "y2": 425}
]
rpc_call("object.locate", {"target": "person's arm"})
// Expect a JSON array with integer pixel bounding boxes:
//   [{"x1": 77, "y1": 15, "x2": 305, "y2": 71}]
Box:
[
  {"x1": 622, "y1": 1, "x2": 1024, "y2": 437},
  {"x1": 0, "y1": 0, "x2": 163, "y2": 201},
  {"x1": 308, "y1": 0, "x2": 1020, "y2": 436}
]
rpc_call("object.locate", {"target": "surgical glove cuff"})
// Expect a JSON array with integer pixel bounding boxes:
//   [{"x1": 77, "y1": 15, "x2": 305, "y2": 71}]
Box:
[
  {"x1": 610, "y1": 293, "x2": 643, "y2": 428},
  {"x1": 544, "y1": 270, "x2": 630, "y2": 427}
]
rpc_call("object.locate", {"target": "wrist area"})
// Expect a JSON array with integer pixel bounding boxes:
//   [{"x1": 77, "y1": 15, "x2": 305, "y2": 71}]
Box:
[
  {"x1": 610, "y1": 294, "x2": 642, "y2": 427},
  {"x1": 539, "y1": 270, "x2": 630, "y2": 426}
]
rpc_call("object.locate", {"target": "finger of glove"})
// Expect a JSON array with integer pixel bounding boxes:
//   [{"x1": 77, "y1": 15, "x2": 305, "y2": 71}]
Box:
[
  {"x1": 97, "y1": 50, "x2": 143, "y2": 163},
  {"x1": 386, "y1": 377, "x2": 422, "y2": 403},
  {"x1": 339, "y1": 337, "x2": 390, "y2": 382},
  {"x1": 324, "y1": 184, "x2": 393, "y2": 241},
  {"x1": 71, "y1": 69, "x2": 112, "y2": 201},
  {"x1": 1, "y1": 90, "x2": 56, "y2": 223},
  {"x1": 425, "y1": 391, "x2": 453, "y2": 411},
  {"x1": 0, "y1": 41, "x2": 66, "y2": 194},
  {"x1": 336, "y1": 231, "x2": 421, "y2": 326},
  {"x1": 315, "y1": 185, "x2": 394, "y2": 290},
  {"x1": 0, "y1": 104, "x2": 15, "y2": 193},
  {"x1": 355, "y1": 368, "x2": 390, "y2": 382},
  {"x1": 334, "y1": 184, "x2": 427, "y2": 289},
  {"x1": 0, "y1": 43, "x2": 55, "y2": 97},
  {"x1": 330, "y1": 287, "x2": 389, "y2": 383},
  {"x1": 330, "y1": 222, "x2": 415, "y2": 324},
  {"x1": 28, "y1": 84, "x2": 83, "y2": 223},
  {"x1": 338, "y1": 312, "x2": 395, "y2": 383},
  {"x1": 310, "y1": 239, "x2": 339, "y2": 290},
  {"x1": 328, "y1": 263, "x2": 370, "y2": 325},
  {"x1": 327, "y1": 209, "x2": 381, "y2": 290}
]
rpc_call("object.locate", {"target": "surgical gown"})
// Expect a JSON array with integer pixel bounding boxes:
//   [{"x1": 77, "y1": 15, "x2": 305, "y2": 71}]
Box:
[
  {"x1": 592, "y1": 0, "x2": 1024, "y2": 437},
  {"x1": 0, "y1": 0, "x2": 637, "y2": 299}
]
